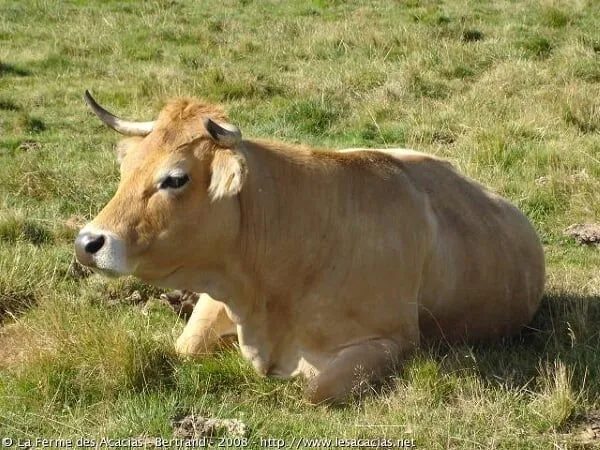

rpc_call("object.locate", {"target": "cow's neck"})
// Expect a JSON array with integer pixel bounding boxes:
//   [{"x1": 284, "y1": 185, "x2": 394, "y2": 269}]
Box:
[
  {"x1": 236, "y1": 140, "x2": 339, "y2": 298},
  {"x1": 207, "y1": 141, "x2": 377, "y2": 375},
  {"x1": 173, "y1": 256, "x2": 254, "y2": 321}
]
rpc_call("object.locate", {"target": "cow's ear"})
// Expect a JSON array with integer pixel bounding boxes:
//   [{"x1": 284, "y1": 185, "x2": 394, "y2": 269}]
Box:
[
  {"x1": 204, "y1": 117, "x2": 242, "y2": 147},
  {"x1": 115, "y1": 137, "x2": 143, "y2": 165},
  {"x1": 208, "y1": 149, "x2": 247, "y2": 200}
]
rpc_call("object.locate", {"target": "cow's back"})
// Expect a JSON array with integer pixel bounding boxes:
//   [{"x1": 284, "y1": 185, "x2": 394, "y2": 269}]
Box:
[{"x1": 344, "y1": 148, "x2": 545, "y2": 341}]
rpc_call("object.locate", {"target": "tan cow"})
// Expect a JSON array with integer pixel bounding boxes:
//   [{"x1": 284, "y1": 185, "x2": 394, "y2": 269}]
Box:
[{"x1": 75, "y1": 91, "x2": 545, "y2": 404}]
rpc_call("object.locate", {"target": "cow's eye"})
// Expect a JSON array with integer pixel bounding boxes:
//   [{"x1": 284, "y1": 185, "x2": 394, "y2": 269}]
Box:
[{"x1": 160, "y1": 174, "x2": 189, "y2": 190}]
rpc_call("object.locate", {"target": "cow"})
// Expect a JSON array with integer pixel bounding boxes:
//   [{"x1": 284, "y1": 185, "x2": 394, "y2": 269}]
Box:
[{"x1": 75, "y1": 91, "x2": 545, "y2": 404}]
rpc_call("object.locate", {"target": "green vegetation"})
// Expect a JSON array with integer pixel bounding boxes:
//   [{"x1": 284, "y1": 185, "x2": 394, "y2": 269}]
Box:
[{"x1": 1, "y1": 0, "x2": 599, "y2": 447}]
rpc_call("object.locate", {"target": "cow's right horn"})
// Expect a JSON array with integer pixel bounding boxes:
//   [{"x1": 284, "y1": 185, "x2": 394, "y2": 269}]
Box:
[{"x1": 84, "y1": 90, "x2": 155, "y2": 136}]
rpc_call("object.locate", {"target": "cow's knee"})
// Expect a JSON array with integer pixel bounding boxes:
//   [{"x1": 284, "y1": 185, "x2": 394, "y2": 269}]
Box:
[
  {"x1": 175, "y1": 293, "x2": 236, "y2": 357},
  {"x1": 175, "y1": 332, "x2": 215, "y2": 357},
  {"x1": 304, "y1": 339, "x2": 407, "y2": 404}
]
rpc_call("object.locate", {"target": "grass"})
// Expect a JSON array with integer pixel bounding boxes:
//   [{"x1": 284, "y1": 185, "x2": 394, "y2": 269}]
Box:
[{"x1": 1, "y1": 0, "x2": 600, "y2": 447}]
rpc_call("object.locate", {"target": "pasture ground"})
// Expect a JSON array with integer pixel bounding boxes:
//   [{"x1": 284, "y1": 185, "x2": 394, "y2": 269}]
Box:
[{"x1": 1, "y1": 0, "x2": 600, "y2": 448}]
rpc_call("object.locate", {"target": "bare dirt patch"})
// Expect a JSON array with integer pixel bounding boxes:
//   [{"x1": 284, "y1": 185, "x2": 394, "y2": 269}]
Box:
[
  {"x1": 564, "y1": 223, "x2": 600, "y2": 245},
  {"x1": 0, "y1": 323, "x2": 30, "y2": 369},
  {"x1": 570, "y1": 411, "x2": 600, "y2": 446},
  {"x1": 17, "y1": 140, "x2": 41, "y2": 151},
  {"x1": 171, "y1": 414, "x2": 248, "y2": 438},
  {"x1": 159, "y1": 290, "x2": 199, "y2": 321}
]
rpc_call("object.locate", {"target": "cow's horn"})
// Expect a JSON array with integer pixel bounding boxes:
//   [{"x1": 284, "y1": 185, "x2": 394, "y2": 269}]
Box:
[
  {"x1": 84, "y1": 90, "x2": 155, "y2": 136},
  {"x1": 204, "y1": 117, "x2": 242, "y2": 146}
]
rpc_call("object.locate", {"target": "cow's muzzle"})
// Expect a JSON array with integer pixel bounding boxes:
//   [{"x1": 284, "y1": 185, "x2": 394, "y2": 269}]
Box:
[
  {"x1": 74, "y1": 226, "x2": 129, "y2": 276},
  {"x1": 75, "y1": 230, "x2": 106, "y2": 267}
]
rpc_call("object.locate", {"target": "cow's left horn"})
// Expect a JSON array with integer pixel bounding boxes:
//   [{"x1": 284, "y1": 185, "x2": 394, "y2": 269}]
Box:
[
  {"x1": 84, "y1": 90, "x2": 155, "y2": 136},
  {"x1": 204, "y1": 117, "x2": 242, "y2": 146}
]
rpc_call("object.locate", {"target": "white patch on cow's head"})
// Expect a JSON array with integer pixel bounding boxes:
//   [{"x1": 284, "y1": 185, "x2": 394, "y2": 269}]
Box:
[
  {"x1": 78, "y1": 224, "x2": 131, "y2": 276},
  {"x1": 208, "y1": 149, "x2": 247, "y2": 201}
]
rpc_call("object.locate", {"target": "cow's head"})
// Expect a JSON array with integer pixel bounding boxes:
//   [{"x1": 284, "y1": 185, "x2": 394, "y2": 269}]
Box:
[{"x1": 75, "y1": 91, "x2": 246, "y2": 287}]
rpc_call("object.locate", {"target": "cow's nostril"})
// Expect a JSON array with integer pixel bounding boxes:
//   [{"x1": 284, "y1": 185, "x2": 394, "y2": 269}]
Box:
[
  {"x1": 75, "y1": 231, "x2": 109, "y2": 267},
  {"x1": 84, "y1": 234, "x2": 105, "y2": 254}
]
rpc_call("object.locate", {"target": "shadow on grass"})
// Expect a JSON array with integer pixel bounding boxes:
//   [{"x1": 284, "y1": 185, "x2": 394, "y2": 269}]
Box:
[
  {"x1": 0, "y1": 62, "x2": 30, "y2": 77},
  {"x1": 0, "y1": 98, "x2": 20, "y2": 111},
  {"x1": 0, "y1": 290, "x2": 36, "y2": 324},
  {"x1": 429, "y1": 292, "x2": 600, "y2": 398}
]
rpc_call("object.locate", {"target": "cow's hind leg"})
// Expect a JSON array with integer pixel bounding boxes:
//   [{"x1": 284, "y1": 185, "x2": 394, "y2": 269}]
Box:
[
  {"x1": 175, "y1": 294, "x2": 236, "y2": 357},
  {"x1": 304, "y1": 338, "x2": 408, "y2": 404}
]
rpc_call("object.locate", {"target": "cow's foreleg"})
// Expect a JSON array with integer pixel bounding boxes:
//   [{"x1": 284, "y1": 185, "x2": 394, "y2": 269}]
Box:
[
  {"x1": 175, "y1": 293, "x2": 237, "y2": 356},
  {"x1": 304, "y1": 338, "x2": 410, "y2": 404}
]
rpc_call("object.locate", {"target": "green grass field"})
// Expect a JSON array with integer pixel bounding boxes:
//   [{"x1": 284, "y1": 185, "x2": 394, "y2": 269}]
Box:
[{"x1": 1, "y1": 0, "x2": 600, "y2": 447}]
